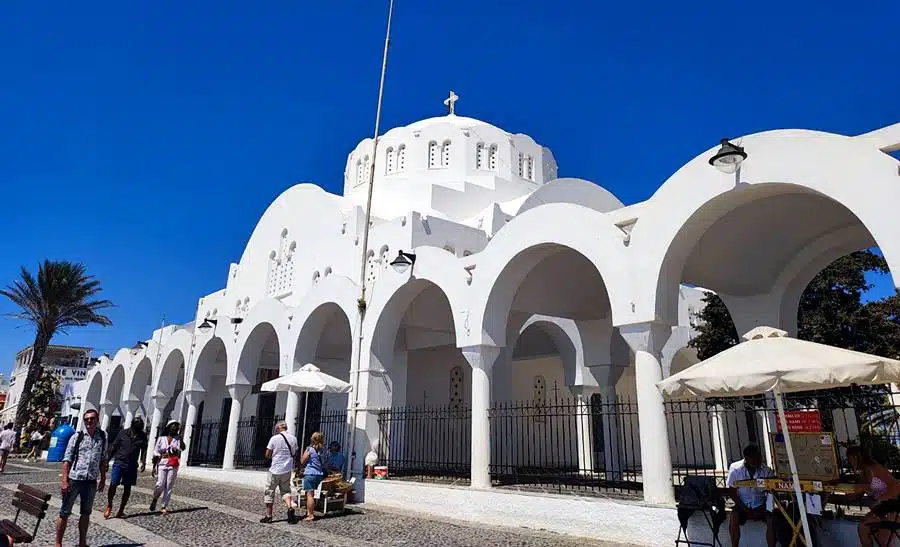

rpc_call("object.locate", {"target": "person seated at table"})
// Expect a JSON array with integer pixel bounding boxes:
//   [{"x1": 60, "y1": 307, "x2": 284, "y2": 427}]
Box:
[
  {"x1": 846, "y1": 445, "x2": 900, "y2": 547},
  {"x1": 326, "y1": 441, "x2": 346, "y2": 475},
  {"x1": 726, "y1": 445, "x2": 775, "y2": 547}
]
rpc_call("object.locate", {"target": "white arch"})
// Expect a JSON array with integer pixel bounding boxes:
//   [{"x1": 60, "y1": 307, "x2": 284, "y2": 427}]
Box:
[
  {"x1": 467, "y1": 203, "x2": 629, "y2": 348},
  {"x1": 231, "y1": 298, "x2": 290, "y2": 383},
  {"x1": 153, "y1": 328, "x2": 193, "y2": 398},
  {"x1": 286, "y1": 274, "x2": 358, "y2": 374},
  {"x1": 83, "y1": 369, "x2": 103, "y2": 413},
  {"x1": 629, "y1": 129, "x2": 900, "y2": 325}
]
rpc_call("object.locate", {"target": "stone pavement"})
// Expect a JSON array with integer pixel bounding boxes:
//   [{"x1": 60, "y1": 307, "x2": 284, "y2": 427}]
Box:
[{"x1": 0, "y1": 461, "x2": 634, "y2": 546}]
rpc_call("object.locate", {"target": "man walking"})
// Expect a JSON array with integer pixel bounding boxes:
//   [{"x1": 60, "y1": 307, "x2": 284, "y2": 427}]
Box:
[
  {"x1": 0, "y1": 424, "x2": 16, "y2": 473},
  {"x1": 260, "y1": 421, "x2": 298, "y2": 524},
  {"x1": 56, "y1": 409, "x2": 107, "y2": 547},
  {"x1": 104, "y1": 416, "x2": 147, "y2": 519}
]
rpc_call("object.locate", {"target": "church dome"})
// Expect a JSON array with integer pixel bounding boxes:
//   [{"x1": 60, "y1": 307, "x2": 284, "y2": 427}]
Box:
[{"x1": 343, "y1": 93, "x2": 558, "y2": 222}]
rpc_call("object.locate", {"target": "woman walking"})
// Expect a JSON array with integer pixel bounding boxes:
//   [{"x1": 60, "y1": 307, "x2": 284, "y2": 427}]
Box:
[
  {"x1": 299, "y1": 432, "x2": 325, "y2": 522},
  {"x1": 150, "y1": 421, "x2": 182, "y2": 514}
]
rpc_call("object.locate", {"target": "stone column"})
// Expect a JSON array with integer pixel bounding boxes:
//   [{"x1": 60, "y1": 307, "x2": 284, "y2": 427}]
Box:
[
  {"x1": 100, "y1": 403, "x2": 115, "y2": 432},
  {"x1": 285, "y1": 392, "x2": 301, "y2": 438},
  {"x1": 572, "y1": 387, "x2": 597, "y2": 475},
  {"x1": 123, "y1": 400, "x2": 141, "y2": 429},
  {"x1": 146, "y1": 394, "x2": 170, "y2": 466},
  {"x1": 181, "y1": 390, "x2": 205, "y2": 459},
  {"x1": 222, "y1": 384, "x2": 251, "y2": 470},
  {"x1": 710, "y1": 405, "x2": 729, "y2": 472},
  {"x1": 461, "y1": 344, "x2": 503, "y2": 490},
  {"x1": 620, "y1": 322, "x2": 675, "y2": 505}
]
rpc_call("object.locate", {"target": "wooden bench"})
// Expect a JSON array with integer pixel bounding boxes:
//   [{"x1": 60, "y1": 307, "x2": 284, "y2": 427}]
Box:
[{"x1": 0, "y1": 484, "x2": 52, "y2": 544}]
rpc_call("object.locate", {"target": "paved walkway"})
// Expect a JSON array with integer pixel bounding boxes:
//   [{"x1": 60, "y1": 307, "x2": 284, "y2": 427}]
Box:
[{"x1": 0, "y1": 461, "x2": 633, "y2": 546}]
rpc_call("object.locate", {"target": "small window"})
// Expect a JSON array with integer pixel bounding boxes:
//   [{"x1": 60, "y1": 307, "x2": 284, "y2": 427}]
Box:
[
  {"x1": 488, "y1": 145, "x2": 498, "y2": 171},
  {"x1": 355, "y1": 159, "x2": 363, "y2": 186},
  {"x1": 442, "y1": 140, "x2": 452, "y2": 168},
  {"x1": 517, "y1": 152, "x2": 524, "y2": 178},
  {"x1": 428, "y1": 141, "x2": 439, "y2": 169},
  {"x1": 363, "y1": 155, "x2": 371, "y2": 183},
  {"x1": 386, "y1": 147, "x2": 395, "y2": 174},
  {"x1": 476, "y1": 142, "x2": 485, "y2": 170},
  {"x1": 397, "y1": 145, "x2": 406, "y2": 171},
  {"x1": 525, "y1": 154, "x2": 534, "y2": 181}
]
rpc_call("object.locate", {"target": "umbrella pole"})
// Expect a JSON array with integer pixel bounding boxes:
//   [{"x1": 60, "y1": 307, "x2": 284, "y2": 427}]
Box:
[
  {"x1": 774, "y1": 390, "x2": 814, "y2": 547},
  {"x1": 300, "y1": 393, "x2": 309, "y2": 449}
]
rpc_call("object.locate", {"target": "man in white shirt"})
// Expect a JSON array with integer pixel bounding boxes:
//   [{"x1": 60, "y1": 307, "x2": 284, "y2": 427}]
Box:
[
  {"x1": 0, "y1": 423, "x2": 17, "y2": 473},
  {"x1": 260, "y1": 421, "x2": 299, "y2": 524},
  {"x1": 726, "y1": 445, "x2": 775, "y2": 547}
]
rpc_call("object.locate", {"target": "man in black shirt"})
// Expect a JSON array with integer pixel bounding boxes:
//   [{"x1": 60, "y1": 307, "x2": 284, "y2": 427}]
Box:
[{"x1": 103, "y1": 417, "x2": 147, "y2": 519}]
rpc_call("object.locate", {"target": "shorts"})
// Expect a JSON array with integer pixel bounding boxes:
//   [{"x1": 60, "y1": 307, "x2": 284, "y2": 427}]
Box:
[
  {"x1": 264, "y1": 471, "x2": 293, "y2": 504},
  {"x1": 59, "y1": 479, "x2": 97, "y2": 518},
  {"x1": 734, "y1": 504, "x2": 768, "y2": 525},
  {"x1": 110, "y1": 462, "x2": 138, "y2": 487},
  {"x1": 0, "y1": 448, "x2": 9, "y2": 457},
  {"x1": 302, "y1": 474, "x2": 323, "y2": 492}
]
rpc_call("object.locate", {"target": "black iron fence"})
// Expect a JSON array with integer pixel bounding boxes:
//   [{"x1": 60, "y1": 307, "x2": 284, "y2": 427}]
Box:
[
  {"x1": 187, "y1": 409, "x2": 349, "y2": 469},
  {"x1": 374, "y1": 385, "x2": 900, "y2": 498}
]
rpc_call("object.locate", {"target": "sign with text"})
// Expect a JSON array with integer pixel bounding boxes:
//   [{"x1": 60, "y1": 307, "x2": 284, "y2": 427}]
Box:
[{"x1": 775, "y1": 409, "x2": 822, "y2": 433}]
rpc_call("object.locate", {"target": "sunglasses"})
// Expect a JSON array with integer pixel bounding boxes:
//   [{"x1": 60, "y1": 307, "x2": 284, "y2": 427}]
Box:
[{"x1": 84, "y1": 417, "x2": 98, "y2": 422}]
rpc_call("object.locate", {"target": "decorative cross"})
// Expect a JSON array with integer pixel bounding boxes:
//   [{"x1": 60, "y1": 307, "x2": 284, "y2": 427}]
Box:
[{"x1": 444, "y1": 90, "x2": 459, "y2": 115}]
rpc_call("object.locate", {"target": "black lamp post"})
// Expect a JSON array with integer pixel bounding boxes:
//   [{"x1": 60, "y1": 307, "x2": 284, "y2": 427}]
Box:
[
  {"x1": 708, "y1": 138, "x2": 747, "y2": 174},
  {"x1": 389, "y1": 250, "x2": 417, "y2": 274}
]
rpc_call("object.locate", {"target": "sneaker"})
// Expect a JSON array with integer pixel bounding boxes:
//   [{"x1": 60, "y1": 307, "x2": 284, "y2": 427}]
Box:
[
  {"x1": 259, "y1": 515, "x2": 272, "y2": 524},
  {"x1": 149, "y1": 498, "x2": 157, "y2": 512}
]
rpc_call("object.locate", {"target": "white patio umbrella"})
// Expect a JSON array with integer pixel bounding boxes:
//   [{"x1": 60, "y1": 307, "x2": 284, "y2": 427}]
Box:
[
  {"x1": 261, "y1": 363, "x2": 352, "y2": 449},
  {"x1": 658, "y1": 326, "x2": 900, "y2": 547}
]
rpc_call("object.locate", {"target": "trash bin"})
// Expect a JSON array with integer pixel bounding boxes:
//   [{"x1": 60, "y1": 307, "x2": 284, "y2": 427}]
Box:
[{"x1": 47, "y1": 423, "x2": 76, "y2": 462}]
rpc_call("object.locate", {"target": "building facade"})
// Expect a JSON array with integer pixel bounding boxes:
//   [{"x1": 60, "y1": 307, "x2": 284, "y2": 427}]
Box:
[
  {"x1": 3, "y1": 344, "x2": 94, "y2": 424},
  {"x1": 72, "y1": 99, "x2": 900, "y2": 504}
]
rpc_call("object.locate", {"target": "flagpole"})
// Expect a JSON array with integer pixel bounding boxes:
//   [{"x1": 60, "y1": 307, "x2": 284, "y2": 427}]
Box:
[{"x1": 346, "y1": 0, "x2": 395, "y2": 479}]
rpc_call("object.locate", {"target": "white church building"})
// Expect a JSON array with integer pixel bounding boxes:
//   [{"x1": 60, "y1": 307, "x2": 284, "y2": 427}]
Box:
[{"x1": 72, "y1": 96, "x2": 900, "y2": 510}]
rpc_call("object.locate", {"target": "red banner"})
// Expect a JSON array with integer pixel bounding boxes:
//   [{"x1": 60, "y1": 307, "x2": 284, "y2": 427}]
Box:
[{"x1": 775, "y1": 409, "x2": 822, "y2": 433}]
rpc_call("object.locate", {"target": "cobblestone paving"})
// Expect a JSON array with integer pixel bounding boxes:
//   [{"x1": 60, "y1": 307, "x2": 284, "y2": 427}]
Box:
[{"x1": 0, "y1": 461, "x2": 633, "y2": 546}]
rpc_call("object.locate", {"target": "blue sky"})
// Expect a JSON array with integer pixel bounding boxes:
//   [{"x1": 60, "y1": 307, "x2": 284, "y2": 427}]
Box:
[{"x1": 0, "y1": 1, "x2": 897, "y2": 375}]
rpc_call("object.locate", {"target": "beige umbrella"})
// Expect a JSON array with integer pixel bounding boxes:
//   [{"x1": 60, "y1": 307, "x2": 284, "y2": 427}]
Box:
[
  {"x1": 261, "y1": 363, "x2": 351, "y2": 450},
  {"x1": 658, "y1": 326, "x2": 900, "y2": 547}
]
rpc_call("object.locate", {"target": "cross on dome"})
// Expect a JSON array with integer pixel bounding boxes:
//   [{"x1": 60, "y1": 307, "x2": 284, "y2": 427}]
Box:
[{"x1": 444, "y1": 91, "x2": 459, "y2": 115}]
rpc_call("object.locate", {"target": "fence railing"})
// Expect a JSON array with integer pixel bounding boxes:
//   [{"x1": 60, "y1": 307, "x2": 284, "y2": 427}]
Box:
[
  {"x1": 374, "y1": 385, "x2": 900, "y2": 498},
  {"x1": 187, "y1": 409, "x2": 349, "y2": 469}
]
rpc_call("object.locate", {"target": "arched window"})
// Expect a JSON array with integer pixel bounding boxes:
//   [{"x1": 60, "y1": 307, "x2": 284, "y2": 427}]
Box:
[
  {"x1": 441, "y1": 140, "x2": 452, "y2": 168},
  {"x1": 488, "y1": 144, "x2": 498, "y2": 171},
  {"x1": 428, "y1": 141, "x2": 439, "y2": 169},
  {"x1": 517, "y1": 152, "x2": 524, "y2": 178},
  {"x1": 386, "y1": 147, "x2": 395, "y2": 174},
  {"x1": 355, "y1": 159, "x2": 363, "y2": 186},
  {"x1": 476, "y1": 142, "x2": 485, "y2": 170},
  {"x1": 363, "y1": 155, "x2": 371, "y2": 183},
  {"x1": 525, "y1": 154, "x2": 534, "y2": 181},
  {"x1": 397, "y1": 145, "x2": 406, "y2": 171}
]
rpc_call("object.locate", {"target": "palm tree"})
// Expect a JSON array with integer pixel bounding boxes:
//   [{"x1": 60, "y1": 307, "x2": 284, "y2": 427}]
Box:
[{"x1": 1, "y1": 260, "x2": 113, "y2": 428}]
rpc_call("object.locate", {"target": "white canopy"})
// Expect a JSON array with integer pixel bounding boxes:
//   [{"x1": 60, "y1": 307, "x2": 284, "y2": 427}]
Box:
[
  {"x1": 658, "y1": 326, "x2": 900, "y2": 398},
  {"x1": 657, "y1": 326, "x2": 900, "y2": 547},
  {"x1": 261, "y1": 363, "x2": 352, "y2": 394}
]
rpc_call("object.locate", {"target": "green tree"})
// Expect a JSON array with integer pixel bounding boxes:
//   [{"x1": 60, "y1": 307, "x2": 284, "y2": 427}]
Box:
[
  {"x1": 1, "y1": 261, "x2": 113, "y2": 428},
  {"x1": 20, "y1": 370, "x2": 62, "y2": 435},
  {"x1": 689, "y1": 249, "x2": 895, "y2": 359}
]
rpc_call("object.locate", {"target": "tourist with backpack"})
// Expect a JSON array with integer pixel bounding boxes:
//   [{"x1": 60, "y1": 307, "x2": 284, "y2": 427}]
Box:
[
  {"x1": 260, "y1": 421, "x2": 299, "y2": 524},
  {"x1": 55, "y1": 408, "x2": 107, "y2": 547},
  {"x1": 103, "y1": 416, "x2": 147, "y2": 519}
]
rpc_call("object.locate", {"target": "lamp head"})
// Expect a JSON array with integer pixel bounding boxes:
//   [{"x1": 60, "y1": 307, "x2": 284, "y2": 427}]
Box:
[
  {"x1": 709, "y1": 138, "x2": 747, "y2": 174},
  {"x1": 389, "y1": 250, "x2": 416, "y2": 274}
]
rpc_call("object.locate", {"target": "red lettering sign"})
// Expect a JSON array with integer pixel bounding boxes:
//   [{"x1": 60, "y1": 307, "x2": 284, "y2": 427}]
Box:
[{"x1": 775, "y1": 409, "x2": 822, "y2": 433}]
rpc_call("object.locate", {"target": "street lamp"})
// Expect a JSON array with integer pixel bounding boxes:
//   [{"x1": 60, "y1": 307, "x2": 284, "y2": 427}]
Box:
[
  {"x1": 197, "y1": 318, "x2": 217, "y2": 332},
  {"x1": 389, "y1": 250, "x2": 417, "y2": 274},
  {"x1": 708, "y1": 138, "x2": 747, "y2": 174}
]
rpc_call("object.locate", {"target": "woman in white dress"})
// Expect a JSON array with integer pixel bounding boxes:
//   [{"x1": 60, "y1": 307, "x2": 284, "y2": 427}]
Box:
[{"x1": 150, "y1": 420, "x2": 182, "y2": 514}]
